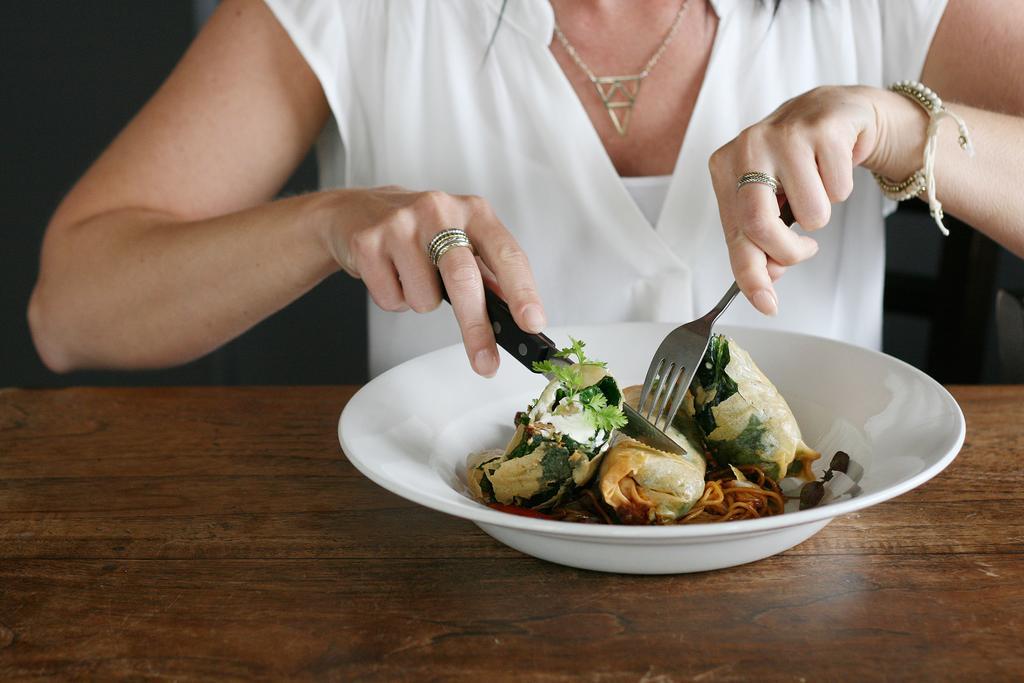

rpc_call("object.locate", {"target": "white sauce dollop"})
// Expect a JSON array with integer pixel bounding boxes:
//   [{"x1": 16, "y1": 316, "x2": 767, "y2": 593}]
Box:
[{"x1": 528, "y1": 379, "x2": 609, "y2": 450}]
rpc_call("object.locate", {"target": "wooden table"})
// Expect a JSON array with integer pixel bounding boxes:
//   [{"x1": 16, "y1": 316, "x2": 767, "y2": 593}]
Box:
[{"x1": 1, "y1": 386, "x2": 1021, "y2": 681}]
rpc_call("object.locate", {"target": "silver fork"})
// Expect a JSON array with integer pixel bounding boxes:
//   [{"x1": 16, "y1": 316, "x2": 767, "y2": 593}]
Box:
[
  {"x1": 637, "y1": 281, "x2": 741, "y2": 430},
  {"x1": 638, "y1": 204, "x2": 799, "y2": 429}
]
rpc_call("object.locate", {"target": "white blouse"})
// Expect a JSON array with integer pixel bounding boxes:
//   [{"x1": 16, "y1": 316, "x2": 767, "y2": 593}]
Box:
[
  {"x1": 622, "y1": 175, "x2": 674, "y2": 228},
  {"x1": 263, "y1": 0, "x2": 949, "y2": 376}
]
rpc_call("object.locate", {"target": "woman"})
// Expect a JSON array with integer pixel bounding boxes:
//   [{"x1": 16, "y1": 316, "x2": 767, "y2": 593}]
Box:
[{"x1": 28, "y1": 0, "x2": 1024, "y2": 378}]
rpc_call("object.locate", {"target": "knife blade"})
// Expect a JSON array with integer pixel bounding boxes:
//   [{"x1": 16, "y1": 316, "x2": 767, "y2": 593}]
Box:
[
  {"x1": 441, "y1": 284, "x2": 684, "y2": 455},
  {"x1": 617, "y1": 402, "x2": 685, "y2": 455}
]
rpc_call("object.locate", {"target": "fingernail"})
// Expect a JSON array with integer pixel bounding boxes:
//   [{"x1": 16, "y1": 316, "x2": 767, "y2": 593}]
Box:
[
  {"x1": 474, "y1": 348, "x2": 498, "y2": 377},
  {"x1": 522, "y1": 304, "x2": 546, "y2": 332},
  {"x1": 752, "y1": 289, "x2": 778, "y2": 316}
]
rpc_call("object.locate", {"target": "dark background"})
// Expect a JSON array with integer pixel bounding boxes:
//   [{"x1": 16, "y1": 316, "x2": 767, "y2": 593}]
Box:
[
  {"x1": 4, "y1": 1, "x2": 368, "y2": 387},
  {"x1": 3, "y1": 1, "x2": 1022, "y2": 388}
]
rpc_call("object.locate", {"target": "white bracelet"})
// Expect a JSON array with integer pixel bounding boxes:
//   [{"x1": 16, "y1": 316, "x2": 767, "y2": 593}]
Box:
[{"x1": 872, "y1": 80, "x2": 974, "y2": 236}]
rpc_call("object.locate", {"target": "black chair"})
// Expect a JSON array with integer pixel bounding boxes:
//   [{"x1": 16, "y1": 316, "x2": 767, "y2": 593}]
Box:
[
  {"x1": 996, "y1": 289, "x2": 1024, "y2": 383},
  {"x1": 884, "y1": 201, "x2": 1000, "y2": 384}
]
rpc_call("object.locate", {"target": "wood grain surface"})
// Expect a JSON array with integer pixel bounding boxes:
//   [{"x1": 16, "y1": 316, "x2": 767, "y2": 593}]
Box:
[{"x1": 1, "y1": 386, "x2": 1022, "y2": 681}]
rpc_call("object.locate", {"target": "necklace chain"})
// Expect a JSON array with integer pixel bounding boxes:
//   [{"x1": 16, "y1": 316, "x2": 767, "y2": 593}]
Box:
[
  {"x1": 552, "y1": 1, "x2": 690, "y2": 135},
  {"x1": 552, "y1": 0, "x2": 690, "y2": 81}
]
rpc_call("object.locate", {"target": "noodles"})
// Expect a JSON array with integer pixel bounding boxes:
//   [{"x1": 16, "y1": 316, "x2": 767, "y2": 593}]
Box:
[
  {"x1": 517, "y1": 463, "x2": 787, "y2": 525},
  {"x1": 680, "y1": 465, "x2": 786, "y2": 523}
]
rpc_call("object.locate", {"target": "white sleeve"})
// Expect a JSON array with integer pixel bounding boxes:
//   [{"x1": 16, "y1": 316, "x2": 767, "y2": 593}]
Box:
[
  {"x1": 261, "y1": 0, "x2": 351, "y2": 145},
  {"x1": 879, "y1": 0, "x2": 949, "y2": 84}
]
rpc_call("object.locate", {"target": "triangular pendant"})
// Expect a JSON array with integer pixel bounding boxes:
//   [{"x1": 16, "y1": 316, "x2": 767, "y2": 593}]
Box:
[
  {"x1": 593, "y1": 75, "x2": 643, "y2": 136},
  {"x1": 606, "y1": 103, "x2": 633, "y2": 137}
]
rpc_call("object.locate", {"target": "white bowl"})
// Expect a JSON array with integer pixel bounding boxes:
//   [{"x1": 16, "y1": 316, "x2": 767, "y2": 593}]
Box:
[{"x1": 338, "y1": 323, "x2": 965, "y2": 574}]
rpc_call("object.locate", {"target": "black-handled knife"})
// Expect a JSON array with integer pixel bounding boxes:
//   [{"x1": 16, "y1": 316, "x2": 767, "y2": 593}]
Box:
[
  {"x1": 440, "y1": 284, "x2": 684, "y2": 454},
  {"x1": 441, "y1": 283, "x2": 561, "y2": 369}
]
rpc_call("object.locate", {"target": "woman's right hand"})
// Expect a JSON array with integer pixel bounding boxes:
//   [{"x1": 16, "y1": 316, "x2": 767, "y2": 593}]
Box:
[{"x1": 315, "y1": 187, "x2": 547, "y2": 377}]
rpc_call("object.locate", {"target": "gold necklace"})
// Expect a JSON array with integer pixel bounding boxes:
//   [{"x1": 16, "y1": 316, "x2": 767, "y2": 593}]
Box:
[{"x1": 553, "y1": 1, "x2": 690, "y2": 136}]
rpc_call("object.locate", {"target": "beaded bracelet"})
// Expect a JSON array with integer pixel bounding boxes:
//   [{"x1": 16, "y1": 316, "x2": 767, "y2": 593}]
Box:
[{"x1": 872, "y1": 80, "x2": 974, "y2": 236}]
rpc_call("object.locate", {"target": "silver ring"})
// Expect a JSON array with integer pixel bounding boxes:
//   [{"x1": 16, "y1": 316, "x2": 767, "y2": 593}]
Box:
[
  {"x1": 427, "y1": 228, "x2": 473, "y2": 266},
  {"x1": 736, "y1": 171, "x2": 782, "y2": 194}
]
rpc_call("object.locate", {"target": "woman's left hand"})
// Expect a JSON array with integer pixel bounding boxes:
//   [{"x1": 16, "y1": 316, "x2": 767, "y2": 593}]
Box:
[{"x1": 708, "y1": 85, "x2": 917, "y2": 316}]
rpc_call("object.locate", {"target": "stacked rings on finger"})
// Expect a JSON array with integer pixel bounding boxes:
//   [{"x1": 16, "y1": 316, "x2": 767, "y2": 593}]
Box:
[
  {"x1": 736, "y1": 171, "x2": 782, "y2": 194},
  {"x1": 427, "y1": 228, "x2": 473, "y2": 266}
]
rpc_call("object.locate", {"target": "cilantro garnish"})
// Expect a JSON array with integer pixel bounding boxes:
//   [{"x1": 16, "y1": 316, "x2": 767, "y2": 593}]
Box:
[
  {"x1": 589, "y1": 403, "x2": 629, "y2": 432},
  {"x1": 532, "y1": 360, "x2": 584, "y2": 393},
  {"x1": 578, "y1": 387, "x2": 607, "y2": 410},
  {"x1": 530, "y1": 337, "x2": 626, "y2": 435},
  {"x1": 554, "y1": 337, "x2": 607, "y2": 367}
]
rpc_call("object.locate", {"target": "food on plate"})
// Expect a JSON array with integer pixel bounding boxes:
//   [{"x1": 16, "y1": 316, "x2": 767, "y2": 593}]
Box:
[
  {"x1": 681, "y1": 463, "x2": 787, "y2": 522},
  {"x1": 597, "y1": 436, "x2": 706, "y2": 524},
  {"x1": 799, "y1": 451, "x2": 853, "y2": 510},
  {"x1": 467, "y1": 335, "x2": 830, "y2": 524},
  {"x1": 467, "y1": 338, "x2": 627, "y2": 510},
  {"x1": 685, "y1": 334, "x2": 819, "y2": 480}
]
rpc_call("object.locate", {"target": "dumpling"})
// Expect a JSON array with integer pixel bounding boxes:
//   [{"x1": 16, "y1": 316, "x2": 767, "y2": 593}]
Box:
[
  {"x1": 598, "y1": 435, "x2": 707, "y2": 524},
  {"x1": 468, "y1": 428, "x2": 602, "y2": 509},
  {"x1": 468, "y1": 344, "x2": 627, "y2": 509},
  {"x1": 685, "y1": 334, "x2": 819, "y2": 480}
]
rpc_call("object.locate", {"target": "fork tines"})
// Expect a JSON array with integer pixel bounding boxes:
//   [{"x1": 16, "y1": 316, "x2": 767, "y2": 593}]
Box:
[{"x1": 640, "y1": 358, "x2": 689, "y2": 431}]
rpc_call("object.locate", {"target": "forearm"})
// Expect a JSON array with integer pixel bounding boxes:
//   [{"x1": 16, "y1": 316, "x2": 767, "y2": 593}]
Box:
[
  {"x1": 29, "y1": 194, "x2": 339, "y2": 372},
  {"x1": 868, "y1": 89, "x2": 1024, "y2": 257}
]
